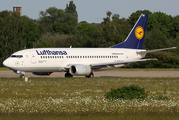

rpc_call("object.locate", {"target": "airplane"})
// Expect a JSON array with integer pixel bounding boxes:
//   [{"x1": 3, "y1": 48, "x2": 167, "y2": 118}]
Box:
[{"x1": 3, "y1": 13, "x2": 176, "y2": 78}]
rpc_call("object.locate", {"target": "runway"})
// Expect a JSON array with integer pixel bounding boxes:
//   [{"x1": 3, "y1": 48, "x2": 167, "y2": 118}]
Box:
[{"x1": 0, "y1": 71, "x2": 179, "y2": 78}]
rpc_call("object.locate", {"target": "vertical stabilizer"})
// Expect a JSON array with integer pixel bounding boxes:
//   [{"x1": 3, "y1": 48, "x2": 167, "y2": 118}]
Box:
[{"x1": 111, "y1": 13, "x2": 148, "y2": 49}]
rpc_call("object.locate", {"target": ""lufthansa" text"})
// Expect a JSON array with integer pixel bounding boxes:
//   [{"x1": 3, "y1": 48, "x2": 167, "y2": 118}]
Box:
[{"x1": 36, "y1": 50, "x2": 67, "y2": 55}]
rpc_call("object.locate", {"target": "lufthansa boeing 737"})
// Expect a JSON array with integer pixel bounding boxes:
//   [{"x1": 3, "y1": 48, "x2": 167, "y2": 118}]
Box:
[{"x1": 3, "y1": 13, "x2": 176, "y2": 78}]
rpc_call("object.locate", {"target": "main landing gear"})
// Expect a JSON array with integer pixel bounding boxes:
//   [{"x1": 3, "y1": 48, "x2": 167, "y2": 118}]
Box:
[
  {"x1": 64, "y1": 72, "x2": 94, "y2": 78},
  {"x1": 85, "y1": 73, "x2": 94, "y2": 78},
  {"x1": 65, "y1": 72, "x2": 73, "y2": 78}
]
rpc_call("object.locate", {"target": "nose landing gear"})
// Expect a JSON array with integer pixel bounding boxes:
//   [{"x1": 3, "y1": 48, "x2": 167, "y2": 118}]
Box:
[
  {"x1": 20, "y1": 74, "x2": 25, "y2": 78},
  {"x1": 13, "y1": 70, "x2": 28, "y2": 81}
]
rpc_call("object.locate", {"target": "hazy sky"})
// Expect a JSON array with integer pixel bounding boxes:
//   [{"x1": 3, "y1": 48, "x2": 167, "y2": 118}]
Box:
[{"x1": 1, "y1": 0, "x2": 179, "y2": 23}]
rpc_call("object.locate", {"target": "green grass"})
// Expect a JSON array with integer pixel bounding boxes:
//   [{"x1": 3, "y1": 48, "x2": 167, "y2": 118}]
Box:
[
  {"x1": 0, "y1": 67, "x2": 11, "y2": 71},
  {"x1": 0, "y1": 77, "x2": 179, "y2": 119},
  {"x1": 0, "y1": 113, "x2": 178, "y2": 120}
]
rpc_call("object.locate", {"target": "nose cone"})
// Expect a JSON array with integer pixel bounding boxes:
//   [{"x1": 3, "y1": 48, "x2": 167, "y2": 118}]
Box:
[
  {"x1": 3, "y1": 58, "x2": 11, "y2": 68},
  {"x1": 3, "y1": 59, "x2": 7, "y2": 67}
]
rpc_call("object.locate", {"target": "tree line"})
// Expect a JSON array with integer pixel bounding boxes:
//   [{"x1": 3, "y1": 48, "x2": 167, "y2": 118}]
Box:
[{"x1": 0, "y1": 1, "x2": 179, "y2": 68}]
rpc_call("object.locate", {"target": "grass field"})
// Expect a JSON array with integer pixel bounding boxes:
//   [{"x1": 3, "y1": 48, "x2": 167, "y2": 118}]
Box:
[
  {"x1": 0, "y1": 67, "x2": 10, "y2": 71},
  {"x1": 0, "y1": 77, "x2": 179, "y2": 120}
]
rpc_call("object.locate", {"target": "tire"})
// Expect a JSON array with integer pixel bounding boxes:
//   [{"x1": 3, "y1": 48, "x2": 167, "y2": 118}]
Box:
[
  {"x1": 65, "y1": 72, "x2": 73, "y2": 78},
  {"x1": 90, "y1": 73, "x2": 94, "y2": 78},
  {"x1": 85, "y1": 73, "x2": 94, "y2": 78}
]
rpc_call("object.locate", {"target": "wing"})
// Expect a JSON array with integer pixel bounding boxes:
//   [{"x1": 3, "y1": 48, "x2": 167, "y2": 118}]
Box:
[{"x1": 90, "y1": 58, "x2": 157, "y2": 68}]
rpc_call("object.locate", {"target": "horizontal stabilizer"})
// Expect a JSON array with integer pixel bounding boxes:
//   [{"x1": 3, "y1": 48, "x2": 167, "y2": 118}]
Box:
[{"x1": 137, "y1": 47, "x2": 176, "y2": 54}]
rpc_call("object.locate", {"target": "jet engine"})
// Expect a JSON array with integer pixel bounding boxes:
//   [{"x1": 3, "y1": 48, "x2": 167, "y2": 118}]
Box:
[
  {"x1": 69, "y1": 64, "x2": 91, "y2": 76},
  {"x1": 32, "y1": 72, "x2": 53, "y2": 76}
]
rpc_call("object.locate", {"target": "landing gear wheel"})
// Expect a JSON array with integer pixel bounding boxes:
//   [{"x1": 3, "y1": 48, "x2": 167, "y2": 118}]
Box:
[
  {"x1": 20, "y1": 74, "x2": 25, "y2": 78},
  {"x1": 65, "y1": 72, "x2": 73, "y2": 78},
  {"x1": 85, "y1": 73, "x2": 94, "y2": 78}
]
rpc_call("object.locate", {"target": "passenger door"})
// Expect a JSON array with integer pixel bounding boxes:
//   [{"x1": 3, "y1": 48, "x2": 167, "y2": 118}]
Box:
[{"x1": 30, "y1": 52, "x2": 36, "y2": 64}]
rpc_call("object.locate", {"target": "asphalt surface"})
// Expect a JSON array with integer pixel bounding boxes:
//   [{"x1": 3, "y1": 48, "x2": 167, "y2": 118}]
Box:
[{"x1": 0, "y1": 71, "x2": 179, "y2": 78}]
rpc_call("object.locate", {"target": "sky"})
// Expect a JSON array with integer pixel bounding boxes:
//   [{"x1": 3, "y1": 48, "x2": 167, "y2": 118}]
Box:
[{"x1": 0, "y1": 0, "x2": 179, "y2": 23}]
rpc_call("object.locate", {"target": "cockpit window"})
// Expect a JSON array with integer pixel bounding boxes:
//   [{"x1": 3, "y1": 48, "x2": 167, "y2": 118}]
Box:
[{"x1": 10, "y1": 55, "x2": 23, "y2": 58}]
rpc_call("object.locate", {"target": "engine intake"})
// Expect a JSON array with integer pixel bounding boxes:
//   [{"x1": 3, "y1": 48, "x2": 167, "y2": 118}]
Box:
[{"x1": 69, "y1": 64, "x2": 91, "y2": 76}]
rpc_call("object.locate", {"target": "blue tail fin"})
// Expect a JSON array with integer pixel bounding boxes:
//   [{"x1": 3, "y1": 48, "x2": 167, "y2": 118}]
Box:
[{"x1": 111, "y1": 13, "x2": 148, "y2": 49}]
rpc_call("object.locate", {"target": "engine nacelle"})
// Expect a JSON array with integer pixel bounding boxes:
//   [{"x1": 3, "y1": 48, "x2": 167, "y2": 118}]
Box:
[
  {"x1": 32, "y1": 72, "x2": 53, "y2": 76},
  {"x1": 69, "y1": 64, "x2": 91, "y2": 76}
]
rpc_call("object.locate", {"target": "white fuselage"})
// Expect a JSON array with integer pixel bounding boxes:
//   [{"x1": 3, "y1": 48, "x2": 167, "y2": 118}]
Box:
[{"x1": 3, "y1": 48, "x2": 146, "y2": 72}]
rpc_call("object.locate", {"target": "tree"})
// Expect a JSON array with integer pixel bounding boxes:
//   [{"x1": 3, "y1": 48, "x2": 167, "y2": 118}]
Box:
[
  {"x1": 152, "y1": 12, "x2": 174, "y2": 38},
  {"x1": 106, "y1": 11, "x2": 112, "y2": 21},
  {"x1": 129, "y1": 10, "x2": 174, "y2": 38},
  {"x1": 112, "y1": 14, "x2": 120, "y2": 21},
  {"x1": 92, "y1": 12, "x2": 131, "y2": 47},
  {"x1": 65, "y1": 1, "x2": 78, "y2": 19},
  {"x1": 0, "y1": 11, "x2": 25, "y2": 61},
  {"x1": 0, "y1": 10, "x2": 40, "y2": 66},
  {"x1": 172, "y1": 15, "x2": 179, "y2": 38},
  {"x1": 76, "y1": 23, "x2": 96, "y2": 38},
  {"x1": 144, "y1": 27, "x2": 169, "y2": 49},
  {"x1": 38, "y1": 7, "x2": 78, "y2": 34},
  {"x1": 129, "y1": 10, "x2": 152, "y2": 29},
  {"x1": 21, "y1": 16, "x2": 40, "y2": 48},
  {"x1": 53, "y1": 22, "x2": 75, "y2": 35},
  {"x1": 63, "y1": 34, "x2": 92, "y2": 48}
]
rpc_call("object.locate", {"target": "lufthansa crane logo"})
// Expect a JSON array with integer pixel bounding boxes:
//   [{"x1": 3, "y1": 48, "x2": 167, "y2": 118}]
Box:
[{"x1": 135, "y1": 26, "x2": 144, "y2": 40}]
